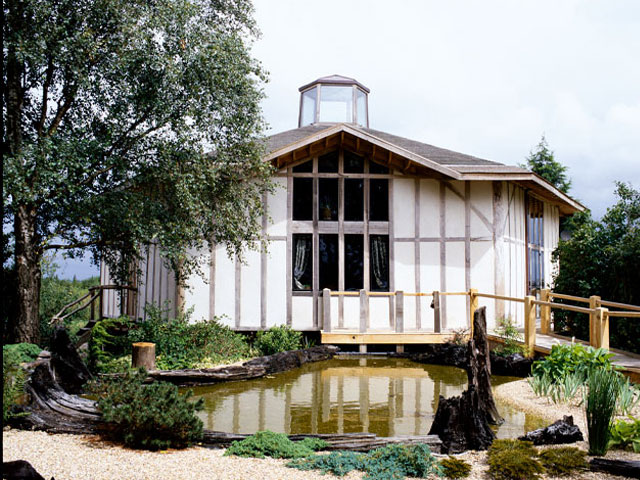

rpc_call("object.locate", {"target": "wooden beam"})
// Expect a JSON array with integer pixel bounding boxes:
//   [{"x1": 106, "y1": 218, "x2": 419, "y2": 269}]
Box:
[{"x1": 321, "y1": 332, "x2": 459, "y2": 344}]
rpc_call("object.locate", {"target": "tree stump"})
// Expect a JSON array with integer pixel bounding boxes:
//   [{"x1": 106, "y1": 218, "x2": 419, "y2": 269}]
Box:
[
  {"x1": 428, "y1": 306, "x2": 499, "y2": 453},
  {"x1": 132, "y1": 342, "x2": 156, "y2": 370},
  {"x1": 50, "y1": 327, "x2": 92, "y2": 394}
]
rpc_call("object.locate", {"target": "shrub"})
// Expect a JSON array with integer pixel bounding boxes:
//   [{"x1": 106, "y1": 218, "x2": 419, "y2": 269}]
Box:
[
  {"x1": 493, "y1": 316, "x2": 526, "y2": 357},
  {"x1": 254, "y1": 325, "x2": 302, "y2": 356},
  {"x1": 538, "y1": 447, "x2": 587, "y2": 476},
  {"x1": 608, "y1": 417, "x2": 640, "y2": 452},
  {"x1": 225, "y1": 431, "x2": 327, "y2": 459},
  {"x1": 3, "y1": 353, "x2": 28, "y2": 423},
  {"x1": 487, "y1": 439, "x2": 543, "y2": 480},
  {"x1": 531, "y1": 343, "x2": 617, "y2": 384},
  {"x1": 288, "y1": 444, "x2": 443, "y2": 480},
  {"x1": 88, "y1": 317, "x2": 132, "y2": 373},
  {"x1": 585, "y1": 367, "x2": 620, "y2": 456},
  {"x1": 96, "y1": 369, "x2": 203, "y2": 450},
  {"x1": 488, "y1": 439, "x2": 537, "y2": 457},
  {"x1": 2, "y1": 343, "x2": 42, "y2": 364},
  {"x1": 440, "y1": 456, "x2": 471, "y2": 479}
]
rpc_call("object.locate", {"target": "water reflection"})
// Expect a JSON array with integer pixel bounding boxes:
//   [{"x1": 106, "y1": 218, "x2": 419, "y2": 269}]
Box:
[{"x1": 190, "y1": 356, "x2": 544, "y2": 438}]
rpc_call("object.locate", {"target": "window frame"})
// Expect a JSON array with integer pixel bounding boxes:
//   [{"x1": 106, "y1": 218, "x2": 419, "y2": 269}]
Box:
[{"x1": 527, "y1": 196, "x2": 545, "y2": 293}]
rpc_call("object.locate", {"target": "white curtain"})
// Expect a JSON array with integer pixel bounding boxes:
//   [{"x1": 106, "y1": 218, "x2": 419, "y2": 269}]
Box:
[{"x1": 293, "y1": 237, "x2": 311, "y2": 290}]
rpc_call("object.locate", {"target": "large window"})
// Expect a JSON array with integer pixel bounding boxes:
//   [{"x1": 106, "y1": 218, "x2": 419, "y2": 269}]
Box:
[
  {"x1": 291, "y1": 150, "x2": 390, "y2": 292},
  {"x1": 527, "y1": 197, "x2": 544, "y2": 292}
]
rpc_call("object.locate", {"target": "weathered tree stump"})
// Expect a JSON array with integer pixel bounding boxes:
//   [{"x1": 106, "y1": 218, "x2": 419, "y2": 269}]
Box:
[
  {"x1": 50, "y1": 327, "x2": 92, "y2": 394},
  {"x1": 428, "y1": 306, "x2": 499, "y2": 453},
  {"x1": 589, "y1": 459, "x2": 640, "y2": 478},
  {"x1": 132, "y1": 342, "x2": 156, "y2": 370}
]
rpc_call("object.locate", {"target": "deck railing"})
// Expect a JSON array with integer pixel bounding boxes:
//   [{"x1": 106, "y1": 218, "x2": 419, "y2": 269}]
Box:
[{"x1": 320, "y1": 288, "x2": 640, "y2": 357}]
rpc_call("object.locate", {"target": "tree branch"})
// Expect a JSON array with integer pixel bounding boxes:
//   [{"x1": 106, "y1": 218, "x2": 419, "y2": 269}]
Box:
[
  {"x1": 37, "y1": 58, "x2": 55, "y2": 137},
  {"x1": 43, "y1": 239, "x2": 115, "y2": 251},
  {"x1": 46, "y1": 84, "x2": 75, "y2": 137}
]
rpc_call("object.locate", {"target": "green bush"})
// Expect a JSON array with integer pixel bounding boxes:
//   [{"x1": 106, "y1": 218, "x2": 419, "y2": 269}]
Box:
[
  {"x1": 3, "y1": 343, "x2": 42, "y2": 364},
  {"x1": 96, "y1": 369, "x2": 203, "y2": 450},
  {"x1": 288, "y1": 444, "x2": 443, "y2": 480},
  {"x1": 586, "y1": 367, "x2": 620, "y2": 456},
  {"x1": 487, "y1": 439, "x2": 543, "y2": 480},
  {"x1": 88, "y1": 317, "x2": 132, "y2": 373},
  {"x1": 225, "y1": 431, "x2": 327, "y2": 459},
  {"x1": 608, "y1": 417, "x2": 640, "y2": 452},
  {"x1": 3, "y1": 353, "x2": 28, "y2": 423},
  {"x1": 531, "y1": 343, "x2": 617, "y2": 384},
  {"x1": 538, "y1": 447, "x2": 587, "y2": 476},
  {"x1": 493, "y1": 316, "x2": 527, "y2": 357},
  {"x1": 254, "y1": 325, "x2": 302, "y2": 356},
  {"x1": 440, "y1": 456, "x2": 471, "y2": 479}
]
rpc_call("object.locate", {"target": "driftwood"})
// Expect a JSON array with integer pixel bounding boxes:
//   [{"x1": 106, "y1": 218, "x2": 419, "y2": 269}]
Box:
[
  {"x1": 428, "y1": 306, "x2": 498, "y2": 453},
  {"x1": 518, "y1": 415, "x2": 583, "y2": 445},
  {"x1": 589, "y1": 459, "x2": 640, "y2": 478}
]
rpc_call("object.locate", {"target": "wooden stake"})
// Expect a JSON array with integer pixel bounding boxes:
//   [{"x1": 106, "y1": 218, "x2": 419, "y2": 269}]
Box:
[
  {"x1": 524, "y1": 296, "x2": 536, "y2": 357},
  {"x1": 469, "y1": 288, "x2": 478, "y2": 337},
  {"x1": 540, "y1": 289, "x2": 551, "y2": 334}
]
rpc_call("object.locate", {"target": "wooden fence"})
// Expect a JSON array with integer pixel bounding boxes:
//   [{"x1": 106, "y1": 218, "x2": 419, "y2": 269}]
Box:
[{"x1": 320, "y1": 288, "x2": 640, "y2": 356}]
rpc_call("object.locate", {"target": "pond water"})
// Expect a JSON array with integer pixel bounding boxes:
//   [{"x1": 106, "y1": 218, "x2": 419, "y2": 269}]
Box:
[{"x1": 190, "y1": 356, "x2": 546, "y2": 438}]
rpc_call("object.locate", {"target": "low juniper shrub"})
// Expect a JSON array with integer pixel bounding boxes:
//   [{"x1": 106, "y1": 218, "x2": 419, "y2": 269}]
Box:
[
  {"x1": 440, "y1": 456, "x2": 471, "y2": 479},
  {"x1": 537, "y1": 447, "x2": 587, "y2": 476},
  {"x1": 224, "y1": 430, "x2": 327, "y2": 459},
  {"x1": 487, "y1": 439, "x2": 543, "y2": 480},
  {"x1": 3, "y1": 343, "x2": 42, "y2": 364}
]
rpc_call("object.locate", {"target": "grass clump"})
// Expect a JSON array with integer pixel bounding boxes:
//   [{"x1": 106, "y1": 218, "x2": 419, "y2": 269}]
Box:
[
  {"x1": 440, "y1": 456, "x2": 471, "y2": 479},
  {"x1": 95, "y1": 368, "x2": 203, "y2": 450},
  {"x1": 224, "y1": 431, "x2": 327, "y2": 459},
  {"x1": 288, "y1": 443, "x2": 443, "y2": 480},
  {"x1": 585, "y1": 367, "x2": 620, "y2": 455},
  {"x1": 538, "y1": 447, "x2": 587, "y2": 476},
  {"x1": 254, "y1": 325, "x2": 302, "y2": 356}
]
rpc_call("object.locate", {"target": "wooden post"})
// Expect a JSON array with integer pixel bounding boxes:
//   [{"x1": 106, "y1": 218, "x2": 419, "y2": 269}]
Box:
[
  {"x1": 469, "y1": 288, "x2": 478, "y2": 337},
  {"x1": 395, "y1": 291, "x2": 404, "y2": 333},
  {"x1": 132, "y1": 342, "x2": 156, "y2": 370},
  {"x1": 432, "y1": 291, "x2": 441, "y2": 333},
  {"x1": 595, "y1": 307, "x2": 610, "y2": 350},
  {"x1": 524, "y1": 296, "x2": 536, "y2": 357},
  {"x1": 589, "y1": 295, "x2": 601, "y2": 347},
  {"x1": 540, "y1": 289, "x2": 551, "y2": 334},
  {"x1": 323, "y1": 289, "x2": 331, "y2": 332},
  {"x1": 359, "y1": 289, "x2": 368, "y2": 333}
]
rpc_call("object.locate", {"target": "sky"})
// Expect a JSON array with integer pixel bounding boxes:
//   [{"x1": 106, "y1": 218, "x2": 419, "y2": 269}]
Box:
[{"x1": 58, "y1": 0, "x2": 640, "y2": 279}]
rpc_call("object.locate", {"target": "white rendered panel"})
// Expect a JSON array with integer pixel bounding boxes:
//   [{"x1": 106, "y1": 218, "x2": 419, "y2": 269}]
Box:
[
  {"x1": 445, "y1": 242, "x2": 466, "y2": 330},
  {"x1": 419, "y1": 243, "x2": 440, "y2": 330},
  {"x1": 369, "y1": 297, "x2": 390, "y2": 329},
  {"x1": 267, "y1": 177, "x2": 288, "y2": 236},
  {"x1": 266, "y1": 240, "x2": 287, "y2": 327},
  {"x1": 394, "y1": 242, "x2": 416, "y2": 329},
  {"x1": 292, "y1": 296, "x2": 314, "y2": 330},
  {"x1": 419, "y1": 180, "x2": 440, "y2": 237},
  {"x1": 470, "y1": 240, "x2": 497, "y2": 329},
  {"x1": 470, "y1": 182, "x2": 494, "y2": 237},
  {"x1": 214, "y1": 246, "x2": 236, "y2": 327},
  {"x1": 343, "y1": 296, "x2": 360, "y2": 330},
  {"x1": 241, "y1": 249, "x2": 261, "y2": 328},
  {"x1": 445, "y1": 183, "x2": 465, "y2": 238},
  {"x1": 393, "y1": 179, "x2": 415, "y2": 238}
]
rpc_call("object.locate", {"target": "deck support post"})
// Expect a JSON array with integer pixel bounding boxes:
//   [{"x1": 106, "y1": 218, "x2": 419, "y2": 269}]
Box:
[
  {"x1": 433, "y1": 291, "x2": 441, "y2": 333},
  {"x1": 395, "y1": 291, "x2": 404, "y2": 333},
  {"x1": 323, "y1": 289, "x2": 331, "y2": 332},
  {"x1": 540, "y1": 289, "x2": 551, "y2": 334},
  {"x1": 524, "y1": 296, "x2": 536, "y2": 357},
  {"x1": 589, "y1": 295, "x2": 602, "y2": 347},
  {"x1": 469, "y1": 288, "x2": 478, "y2": 337},
  {"x1": 359, "y1": 289, "x2": 368, "y2": 333}
]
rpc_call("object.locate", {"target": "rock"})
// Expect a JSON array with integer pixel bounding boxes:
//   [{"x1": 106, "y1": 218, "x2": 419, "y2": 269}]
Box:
[
  {"x1": 410, "y1": 343, "x2": 468, "y2": 369},
  {"x1": 589, "y1": 459, "x2": 640, "y2": 478},
  {"x1": 2, "y1": 460, "x2": 49, "y2": 480},
  {"x1": 519, "y1": 415, "x2": 584, "y2": 445},
  {"x1": 490, "y1": 352, "x2": 533, "y2": 377},
  {"x1": 49, "y1": 327, "x2": 92, "y2": 394}
]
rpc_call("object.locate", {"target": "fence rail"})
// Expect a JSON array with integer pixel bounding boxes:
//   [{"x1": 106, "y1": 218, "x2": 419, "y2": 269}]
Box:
[{"x1": 320, "y1": 287, "x2": 639, "y2": 357}]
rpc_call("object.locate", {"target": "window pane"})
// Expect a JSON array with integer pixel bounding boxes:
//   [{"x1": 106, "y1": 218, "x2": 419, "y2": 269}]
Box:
[
  {"x1": 319, "y1": 85, "x2": 352, "y2": 123},
  {"x1": 344, "y1": 179, "x2": 364, "y2": 221},
  {"x1": 356, "y1": 88, "x2": 367, "y2": 127},
  {"x1": 344, "y1": 151, "x2": 364, "y2": 173},
  {"x1": 292, "y1": 234, "x2": 312, "y2": 291},
  {"x1": 319, "y1": 178, "x2": 338, "y2": 221},
  {"x1": 293, "y1": 178, "x2": 313, "y2": 220},
  {"x1": 370, "y1": 179, "x2": 389, "y2": 221},
  {"x1": 319, "y1": 234, "x2": 339, "y2": 290},
  {"x1": 293, "y1": 159, "x2": 313, "y2": 172},
  {"x1": 370, "y1": 235, "x2": 389, "y2": 291},
  {"x1": 318, "y1": 151, "x2": 338, "y2": 172},
  {"x1": 300, "y1": 87, "x2": 317, "y2": 126},
  {"x1": 369, "y1": 161, "x2": 389, "y2": 174},
  {"x1": 345, "y1": 234, "x2": 363, "y2": 290}
]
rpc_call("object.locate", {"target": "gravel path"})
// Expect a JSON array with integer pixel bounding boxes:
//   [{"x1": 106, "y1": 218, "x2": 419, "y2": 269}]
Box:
[{"x1": 4, "y1": 379, "x2": 639, "y2": 480}]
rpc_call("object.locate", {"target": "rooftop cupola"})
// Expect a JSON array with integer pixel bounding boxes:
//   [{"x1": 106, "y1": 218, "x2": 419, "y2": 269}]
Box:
[{"x1": 298, "y1": 75, "x2": 369, "y2": 128}]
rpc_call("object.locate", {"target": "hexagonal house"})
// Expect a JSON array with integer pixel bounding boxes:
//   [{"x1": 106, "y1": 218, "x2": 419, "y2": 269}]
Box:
[{"x1": 101, "y1": 75, "x2": 583, "y2": 340}]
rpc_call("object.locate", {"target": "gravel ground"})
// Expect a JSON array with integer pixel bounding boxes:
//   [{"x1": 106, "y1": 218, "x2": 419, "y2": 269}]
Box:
[{"x1": 4, "y1": 379, "x2": 639, "y2": 480}]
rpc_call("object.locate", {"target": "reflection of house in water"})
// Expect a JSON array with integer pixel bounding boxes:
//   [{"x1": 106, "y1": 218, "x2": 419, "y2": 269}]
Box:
[{"x1": 192, "y1": 358, "x2": 540, "y2": 437}]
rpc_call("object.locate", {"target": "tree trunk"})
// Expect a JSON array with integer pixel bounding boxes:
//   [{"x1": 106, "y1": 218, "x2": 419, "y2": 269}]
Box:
[{"x1": 13, "y1": 204, "x2": 42, "y2": 345}]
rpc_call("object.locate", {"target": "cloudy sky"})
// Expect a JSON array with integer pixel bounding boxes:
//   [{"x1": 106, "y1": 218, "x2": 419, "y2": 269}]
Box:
[{"x1": 60, "y1": 0, "x2": 640, "y2": 279}]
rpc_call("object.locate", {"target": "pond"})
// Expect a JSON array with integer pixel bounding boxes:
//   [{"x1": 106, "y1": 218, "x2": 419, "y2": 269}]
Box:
[{"x1": 190, "y1": 356, "x2": 546, "y2": 438}]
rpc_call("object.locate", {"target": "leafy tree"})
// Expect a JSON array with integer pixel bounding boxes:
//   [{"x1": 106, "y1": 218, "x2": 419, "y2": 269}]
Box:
[
  {"x1": 521, "y1": 135, "x2": 571, "y2": 193},
  {"x1": 3, "y1": 0, "x2": 273, "y2": 344},
  {"x1": 553, "y1": 182, "x2": 640, "y2": 352}
]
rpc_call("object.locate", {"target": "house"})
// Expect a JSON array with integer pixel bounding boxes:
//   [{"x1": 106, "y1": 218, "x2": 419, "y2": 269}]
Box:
[{"x1": 101, "y1": 75, "x2": 583, "y2": 338}]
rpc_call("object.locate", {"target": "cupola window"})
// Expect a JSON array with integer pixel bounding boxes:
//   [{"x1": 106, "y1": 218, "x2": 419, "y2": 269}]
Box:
[{"x1": 298, "y1": 75, "x2": 369, "y2": 128}]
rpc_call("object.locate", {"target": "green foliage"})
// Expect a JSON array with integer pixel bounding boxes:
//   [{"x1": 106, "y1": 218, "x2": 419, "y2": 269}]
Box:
[
  {"x1": 2, "y1": 343, "x2": 42, "y2": 364},
  {"x1": 585, "y1": 367, "x2": 620, "y2": 455},
  {"x1": 254, "y1": 325, "x2": 303, "y2": 356},
  {"x1": 488, "y1": 439, "x2": 538, "y2": 457},
  {"x1": 553, "y1": 183, "x2": 640, "y2": 353},
  {"x1": 4, "y1": 0, "x2": 273, "y2": 344},
  {"x1": 88, "y1": 317, "x2": 132, "y2": 373},
  {"x1": 537, "y1": 447, "x2": 587, "y2": 476},
  {"x1": 96, "y1": 369, "x2": 203, "y2": 450},
  {"x1": 608, "y1": 417, "x2": 640, "y2": 452},
  {"x1": 493, "y1": 316, "x2": 526, "y2": 357},
  {"x1": 224, "y1": 431, "x2": 327, "y2": 459},
  {"x1": 440, "y1": 456, "x2": 471, "y2": 479},
  {"x1": 616, "y1": 376, "x2": 640, "y2": 416},
  {"x1": 3, "y1": 353, "x2": 28, "y2": 423},
  {"x1": 520, "y1": 135, "x2": 571, "y2": 193},
  {"x1": 487, "y1": 440, "x2": 543, "y2": 480},
  {"x1": 288, "y1": 444, "x2": 443, "y2": 480},
  {"x1": 531, "y1": 343, "x2": 617, "y2": 384}
]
